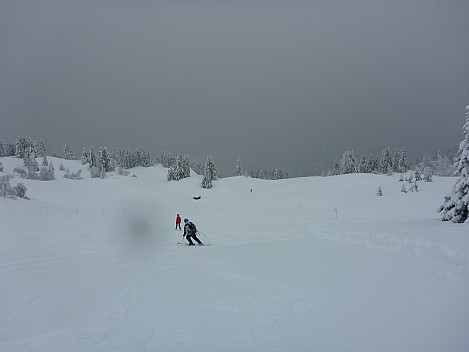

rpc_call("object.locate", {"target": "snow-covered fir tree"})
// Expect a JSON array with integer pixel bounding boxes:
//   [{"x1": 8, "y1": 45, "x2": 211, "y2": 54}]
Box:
[
  {"x1": 63, "y1": 144, "x2": 76, "y2": 160},
  {"x1": 358, "y1": 154, "x2": 369, "y2": 173},
  {"x1": 15, "y1": 136, "x2": 35, "y2": 159},
  {"x1": 22, "y1": 154, "x2": 38, "y2": 179},
  {"x1": 99, "y1": 147, "x2": 112, "y2": 173},
  {"x1": 81, "y1": 147, "x2": 89, "y2": 165},
  {"x1": 3, "y1": 142, "x2": 15, "y2": 157},
  {"x1": 339, "y1": 150, "x2": 357, "y2": 174},
  {"x1": 167, "y1": 154, "x2": 185, "y2": 181},
  {"x1": 0, "y1": 162, "x2": 3, "y2": 172},
  {"x1": 257, "y1": 168, "x2": 268, "y2": 180},
  {"x1": 235, "y1": 158, "x2": 244, "y2": 176},
  {"x1": 182, "y1": 155, "x2": 191, "y2": 178},
  {"x1": 42, "y1": 156, "x2": 48, "y2": 167},
  {"x1": 401, "y1": 184, "x2": 407, "y2": 193},
  {"x1": 393, "y1": 148, "x2": 408, "y2": 173},
  {"x1": 423, "y1": 167, "x2": 433, "y2": 182},
  {"x1": 377, "y1": 186, "x2": 383, "y2": 196},
  {"x1": 89, "y1": 148, "x2": 97, "y2": 168},
  {"x1": 160, "y1": 151, "x2": 172, "y2": 168},
  {"x1": 432, "y1": 150, "x2": 456, "y2": 176},
  {"x1": 36, "y1": 140, "x2": 47, "y2": 157},
  {"x1": 379, "y1": 147, "x2": 393, "y2": 174},
  {"x1": 414, "y1": 168, "x2": 422, "y2": 181},
  {"x1": 272, "y1": 167, "x2": 281, "y2": 180},
  {"x1": 202, "y1": 156, "x2": 218, "y2": 189},
  {"x1": 438, "y1": 106, "x2": 469, "y2": 223}
]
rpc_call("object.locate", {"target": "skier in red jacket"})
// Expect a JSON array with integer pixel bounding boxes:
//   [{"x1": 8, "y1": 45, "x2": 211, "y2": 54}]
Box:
[{"x1": 175, "y1": 214, "x2": 182, "y2": 230}]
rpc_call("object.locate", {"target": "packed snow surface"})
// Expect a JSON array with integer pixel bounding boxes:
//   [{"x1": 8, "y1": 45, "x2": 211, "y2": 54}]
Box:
[{"x1": 1, "y1": 157, "x2": 468, "y2": 352}]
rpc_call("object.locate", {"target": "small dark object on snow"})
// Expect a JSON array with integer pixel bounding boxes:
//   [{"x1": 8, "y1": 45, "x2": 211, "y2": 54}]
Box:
[{"x1": 193, "y1": 196, "x2": 201, "y2": 200}]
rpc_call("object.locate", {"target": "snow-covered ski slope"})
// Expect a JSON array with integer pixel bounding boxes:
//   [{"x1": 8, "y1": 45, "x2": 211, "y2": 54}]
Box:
[{"x1": 1, "y1": 157, "x2": 468, "y2": 352}]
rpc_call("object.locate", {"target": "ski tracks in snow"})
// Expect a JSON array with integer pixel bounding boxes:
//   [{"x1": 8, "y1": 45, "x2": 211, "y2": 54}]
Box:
[{"x1": 311, "y1": 223, "x2": 469, "y2": 279}]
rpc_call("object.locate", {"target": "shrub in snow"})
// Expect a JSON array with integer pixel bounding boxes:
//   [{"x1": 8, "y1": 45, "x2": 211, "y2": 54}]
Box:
[
  {"x1": 117, "y1": 166, "x2": 130, "y2": 176},
  {"x1": 399, "y1": 174, "x2": 404, "y2": 182},
  {"x1": 0, "y1": 161, "x2": 3, "y2": 172},
  {"x1": 377, "y1": 186, "x2": 383, "y2": 196},
  {"x1": 90, "y1": 166, "x2": 101, "y2": 178},
  {"x1": 64, "y1": 169, "x2": 83, "y2": 180},
  {"x1": 14, "y1": 183, "x2": 28, "y2": 199},
  {"x1": 410, "y1": 181, "x2": 419, "y2": 192},
  {"x1": 0, "y1": 175, "x2": 16, "y2": 198},
  {"x1": 401, "y1": 184, "x2": 407, "y2": 193},
  {"x1": 439, "y1": 106, "x2": 469, "y2": 223},
  {"x1": 13, "y1": 167, "x2": 27, "y2": 178}
]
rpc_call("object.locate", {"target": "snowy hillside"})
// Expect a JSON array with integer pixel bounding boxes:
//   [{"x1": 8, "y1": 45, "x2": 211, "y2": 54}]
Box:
[{"x1": 1, "y1": 157, "x2": 468, "y2": 352}]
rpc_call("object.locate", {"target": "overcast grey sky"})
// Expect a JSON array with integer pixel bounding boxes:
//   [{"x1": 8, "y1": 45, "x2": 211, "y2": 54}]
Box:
[{"x1": 1, "y1": 0, "x2": 468, "y2": 176}]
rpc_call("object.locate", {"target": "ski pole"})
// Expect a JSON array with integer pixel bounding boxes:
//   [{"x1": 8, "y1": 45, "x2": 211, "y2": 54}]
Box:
[{"x1": 197, "y1": 230, "x2": 206, "y2": 237}]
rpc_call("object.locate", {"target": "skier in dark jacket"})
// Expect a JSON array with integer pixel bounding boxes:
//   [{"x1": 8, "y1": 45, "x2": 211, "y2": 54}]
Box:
[{"x1": 183, "y1": 218, "x2": 203, "y2": 245}]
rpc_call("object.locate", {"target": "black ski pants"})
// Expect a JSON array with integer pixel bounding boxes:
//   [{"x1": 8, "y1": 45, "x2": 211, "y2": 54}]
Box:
[{"x1": 186, "y1": 234, "x2": 203, "y2": 245}]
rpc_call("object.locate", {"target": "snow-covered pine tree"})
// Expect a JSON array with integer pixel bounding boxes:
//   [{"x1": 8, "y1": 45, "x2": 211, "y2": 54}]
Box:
[
  {"x1": 48, "y1": 161, "x2": 55, "y2": 180},
  {"x1": 0, "y1": 141, "x2": 4, "y2": 157},
  {"x1": 423, "y1": 167, "x2": 433, "y2": 182},
  {"x1": 36, "y1": 140, "x2": 47, "y2": 157},
  {"x1": 235, "y1": 158, "x2": 244, "y2": 176},
  {"x1": 0, "y1": 161, "x2": 3, "y2": 172},
  {"x1": 167, "y1": 154, "x2": 184, "y2": 181},
  {"x1": 401, "y1": 184, "x2": 407, "y2": 193},
  {"x1": 358, "y1": 154, "x2": 368, "y2": 173},
  {"x1": 377, "y1": 186, "x2": 383, "y2": 196},
  {"x1": 414, "y1": 168, "x2": 422, "y2": 181},
  {"x1": 160, "y1": 151, "x2": 172, "y2": 168},
  {"x1": 272, "y1": 167, "x2": 280, "y2": 180},
  {"x1": 396, "y1": 147, "x2": 408, "y2": 173},
  {"x1": 3, "y1": 142, "x2": 15, "y2": 157},
  {"x1": 63, "y1": 144, "x2": 76, "y2": 160},
  {"x1": 379, "y1": 147, "x2": 392, "y2": 174},
  {"x1": 202, "y1": 156, "x2": 217, "y2": 189},
  {"x1": 257, "y1": 168, "x2": 268, "y2": 180},
  {"x1": 99, "y1": 147, "x2": 112, "y2": 172},
  {"x1": 438, "y1": 106, "x2": 469, "y2": 223},
  {"x1": 182, "y1": 155, "x2": 191, "y2": 178},
  {"x1": 339, "y1": 150, "x2": 357, "y2": 174},
  {"x1": 430, "y1": 150, "x2": 456, "y2": 176},
  {"x1": 15, "y1": 136, "x2": 35, "y2": 159},
  {"x1": 81, "y1": 147, "x2": 89, "y2": 165},
  {"x1": 89, "y1": 147, "x2": 97, "y2": 168}
]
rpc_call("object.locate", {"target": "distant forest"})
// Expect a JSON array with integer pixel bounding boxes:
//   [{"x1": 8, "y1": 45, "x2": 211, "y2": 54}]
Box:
[{"x1": 0, "y1": 136, "x2": 459, "y2": 182}]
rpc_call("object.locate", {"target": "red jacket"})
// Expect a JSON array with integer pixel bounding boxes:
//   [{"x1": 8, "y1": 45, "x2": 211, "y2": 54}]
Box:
[{"x1": 176, "y1": 215, "x2": 181, "y2": 224}]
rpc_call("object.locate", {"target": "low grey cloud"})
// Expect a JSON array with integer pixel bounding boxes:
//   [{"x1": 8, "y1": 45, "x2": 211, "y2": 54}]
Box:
[{"x1": 1, "y1": 0, "x2": 468, "y2": 176}]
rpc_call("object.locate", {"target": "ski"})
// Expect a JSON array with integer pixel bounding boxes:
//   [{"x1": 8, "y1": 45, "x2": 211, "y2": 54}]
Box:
[{"x1": 177, "y1": 242, "x2": 211, "y2": 246}]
